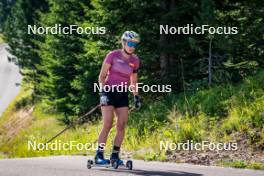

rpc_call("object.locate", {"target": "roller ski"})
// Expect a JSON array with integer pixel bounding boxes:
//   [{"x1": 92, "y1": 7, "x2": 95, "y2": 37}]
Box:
[
  {"x1": 87, "y1": 151, "x2": 133, "y2": 170},
  {"x1": 87, "y1": 158, "x2": 133, "y2": 170},
  {"x1": 109, "y1": 152, "x2": 133, "y2": 170}
]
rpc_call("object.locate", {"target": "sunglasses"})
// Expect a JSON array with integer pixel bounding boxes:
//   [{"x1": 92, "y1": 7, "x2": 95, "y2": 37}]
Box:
[{"x1": 127, "y1": 41, "x2": 138, "y2": 47}]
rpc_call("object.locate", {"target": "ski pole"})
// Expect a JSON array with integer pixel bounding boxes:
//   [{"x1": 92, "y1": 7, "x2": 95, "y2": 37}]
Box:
[
  {"x1": 44, "y1": 104, "x2": 100, "y2": 145},
  {"x1": 44, "y1": 105, "x2": 136, "y2": 145},
  {"x1": 91, "y1": 106, "x2": 136, "y2": 144}
]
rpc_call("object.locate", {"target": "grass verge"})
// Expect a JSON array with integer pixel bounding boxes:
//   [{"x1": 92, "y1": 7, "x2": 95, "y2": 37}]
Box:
[
  {"x1": 0, "y1": 34, "x2": 4, "y2": 44},
  {"x1": 0, "y1": 70, "x2": 263, "y2": 170}
]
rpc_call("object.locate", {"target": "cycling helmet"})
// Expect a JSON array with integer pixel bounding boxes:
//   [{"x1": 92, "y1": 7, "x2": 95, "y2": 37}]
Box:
[{"x1": 121, "y1": 31, "x2": 140, "y2": 43}]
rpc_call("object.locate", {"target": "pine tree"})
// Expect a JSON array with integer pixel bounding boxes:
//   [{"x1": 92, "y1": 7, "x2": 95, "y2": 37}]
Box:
[
  {"x1": 3, "y1": 0, "x2": 48, "y2": 101},
  {"x1": 38, "y1": 0, "x2": 95, "y2": 120}
]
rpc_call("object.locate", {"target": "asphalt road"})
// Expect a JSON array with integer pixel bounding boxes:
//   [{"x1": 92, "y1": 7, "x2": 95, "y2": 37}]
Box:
[
  {"x1": 0, "y1": 43, "x2": 22, "y2": 116},
  {"x1": 0, "y1": 156, "x2": 263, "y2": 176}
]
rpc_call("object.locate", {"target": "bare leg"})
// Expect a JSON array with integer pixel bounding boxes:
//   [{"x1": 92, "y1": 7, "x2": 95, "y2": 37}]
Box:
[
  {"x1": 113, "y1": 107, "x2": 129, "y2": 147},
  {"x1": 98, "y1": 106, "x2": 114, "y2": 148}
]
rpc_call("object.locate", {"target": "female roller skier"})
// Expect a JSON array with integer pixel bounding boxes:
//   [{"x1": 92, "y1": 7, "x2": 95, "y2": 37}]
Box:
[{"x1": 95, "y1": 31, "x2": 142, "y2": 165}]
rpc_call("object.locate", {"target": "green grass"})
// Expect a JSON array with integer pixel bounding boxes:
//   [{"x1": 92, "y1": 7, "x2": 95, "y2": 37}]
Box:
[
  {"x1": 125, "y1": 70, "x2": 264, "y2": 168},
  {"x1": 247, "y1": 162, "x2": 264, "y2": 170},
  {"x1": 0, "y1": 84, "x2": 132, "y2": 157},
  {"x1": 133, "y1": 151, "x2": 167, "y2": 162},
  {"x1": 217, "y1": 160, "x2": 264, "y2": 170},
  {"x1": 129, "y1": 70, "x2": 264, "y2": 142},
  {"x1": 0, "y1": 34, "x2": 4, "y2": 44},
  {"x1": 0, "y1": 70, "x2": 263, "y2": 170},
  {"x1": 0, "y1": 96, "x2": 104, "y2": 157},
  {"x1": 0, "y1": 84, "x2": 93, "y2": 157}
]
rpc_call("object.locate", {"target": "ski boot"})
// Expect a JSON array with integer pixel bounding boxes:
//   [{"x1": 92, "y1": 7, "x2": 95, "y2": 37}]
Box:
[
  {"x1": 94, "y1": 151, "x2": 110, "y2": 165},
  {"x1": 110, "y1": 152, "x2": 124, "y2": 169}
]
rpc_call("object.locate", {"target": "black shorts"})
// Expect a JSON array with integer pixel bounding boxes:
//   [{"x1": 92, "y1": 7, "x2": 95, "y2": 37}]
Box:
[{"x1": 103, "y1": 90, "x2": 129, "y2": 108}]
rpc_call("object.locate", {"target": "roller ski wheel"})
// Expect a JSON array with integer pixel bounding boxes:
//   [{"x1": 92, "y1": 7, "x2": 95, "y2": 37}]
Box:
[
  {"x1": 111, "y1": 160, "x2": 119, "y2": 169},
  {"x1": 87, "y1": 159, "x2": 110, "y2": 169},
  {"x1": 87, "y1": 159, "x2": 93, "y2": 169},
  {"x1": 126, "y1": 160, "x2": 133, "y2": 170}
]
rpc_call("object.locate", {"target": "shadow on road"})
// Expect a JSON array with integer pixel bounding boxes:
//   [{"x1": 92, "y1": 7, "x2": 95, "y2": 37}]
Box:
[{"x1": 97, "y1": 168, "x2": 203, "y2": 176}]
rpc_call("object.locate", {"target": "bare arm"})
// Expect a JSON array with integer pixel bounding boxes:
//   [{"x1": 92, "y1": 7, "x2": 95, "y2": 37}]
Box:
[
  {"x1": 99, "y1": 63, "x2": 111, "y2": 86},
  {"x1": 130, "y1": 73, "x2": 138, "y2": 96}
]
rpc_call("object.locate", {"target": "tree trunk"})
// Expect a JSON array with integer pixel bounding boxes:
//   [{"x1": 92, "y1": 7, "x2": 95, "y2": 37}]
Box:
[
  {"x1": 159, "y1": 0, "x2": 176, "y2": 77},
  {"x1": 208, "y1": 38, "x2": 212, "y2": 86}
]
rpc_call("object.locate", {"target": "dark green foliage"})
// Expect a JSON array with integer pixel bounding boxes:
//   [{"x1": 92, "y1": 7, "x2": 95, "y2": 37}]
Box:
[
  {"x1": 2, "y1": 0, "x2": 264, "y2": 122},
  {"x1": 38, "y1": 0, "x2": 98, "y2": 117},
  {"x1": 2, "y1": 0, "x2": 48, "y2": 103},
  {"x1": 0, "y1": 0, "x2": 16, "y2": 32}
]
